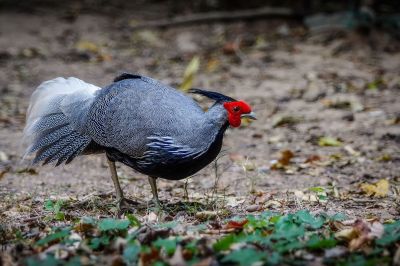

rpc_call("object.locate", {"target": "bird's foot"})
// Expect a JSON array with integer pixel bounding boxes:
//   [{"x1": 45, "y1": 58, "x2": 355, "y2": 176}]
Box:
[
  {"x1": 117, "y1": 197, "x2": 140, "y2": 212},
  {"x1": 149, "y1": 197, "x2": 163, "y2": 212}
]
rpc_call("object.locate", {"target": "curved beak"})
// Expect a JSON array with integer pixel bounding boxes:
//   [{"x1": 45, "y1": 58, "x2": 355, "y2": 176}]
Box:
[{"x1": 241, "y1": 112, "x2": 257, "y2": 120}]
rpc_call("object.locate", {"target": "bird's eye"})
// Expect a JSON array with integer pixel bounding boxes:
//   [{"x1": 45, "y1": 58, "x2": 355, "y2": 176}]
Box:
[{"x1": 233, "y1": 106, "x2": 241, "y2": 112}]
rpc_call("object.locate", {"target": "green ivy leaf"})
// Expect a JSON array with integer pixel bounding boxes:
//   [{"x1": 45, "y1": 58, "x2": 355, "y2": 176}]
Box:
[
  {"x1": 154, "y1": 221, "x2": 178, "y2": 229},
  {"x1": 53, "y1": 200, "x2": 63, "y2": 213},
  {"x1": 26, "y1": 254, "x2": 59, "y2": 266},
  {"x1": 153, "y1": 237, "x2": 178, "y2": 256},
  {"x1": 36, "y1": 227, "x2": 71, "y2": 246},
  {"x1": 81, "y1": 216, "x2": 96, "y2": 225},
  {"x1": 273, "y1": 239, "x2": 305, "y2": 253},
  {"x1": 98, "y1": 218, "x2": 130, "y2": 231},
  {"x1": 222, "y1": 248, "x2": 267, "y2": 266},
  {"x1": 213, "y1": 234, "x2": 239, "y2": 251},
  {"x1": 54, "y1": 212, "x2": 65, "y2": 221},
  {"x1": 306, "y1": 234, "x2": 337, "y2": 250},
  {"x1": 44, "y1": 200, "x2": 54, "y2": 211},
  {"x1": 123, "y1": 244, "x2": 140, "y2": 265},
  {"x1": 330, "y1": 213, "x2": 348, "y2": 221},
  {"x1": 185, "y1": 240, "x2": 198, "y2": 254},
  {"x1": 376, "y1": 221, "x2": 400, "y2": 246},
  {"x1": 273, "y1": 216, "x2": 305, "y2": 239},
  {"x1": 89, "y1": 235, "x2": 110, "y2": 250},
  {"x1": 295, "y1": 210, "x2": 325, "y2": 229},
  {"x1": 126, "y1": 213, "x2": 141, "y2": 227},
  {"x1": 245, "y1": 215, "x2": 269, "y2": 230}
]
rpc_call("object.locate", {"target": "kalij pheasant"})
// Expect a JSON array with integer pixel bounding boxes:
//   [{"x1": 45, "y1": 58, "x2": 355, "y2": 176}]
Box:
[{"x1": 23, "y1": 73, "x2": 256, "y2": 208}]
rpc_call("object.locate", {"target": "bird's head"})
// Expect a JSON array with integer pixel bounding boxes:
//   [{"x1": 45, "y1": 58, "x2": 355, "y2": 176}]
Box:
[
  {"x1": 223, "y1": 100, "x2": 256, "y2": 127},
  {"x1": 189, "y1": 88, "x2": 256, "y2": 127}
]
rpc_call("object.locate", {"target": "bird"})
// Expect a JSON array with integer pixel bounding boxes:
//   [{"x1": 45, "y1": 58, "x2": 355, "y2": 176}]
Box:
[{"x1": 23, "y1": 73, "x2": 256, "y2": 209}]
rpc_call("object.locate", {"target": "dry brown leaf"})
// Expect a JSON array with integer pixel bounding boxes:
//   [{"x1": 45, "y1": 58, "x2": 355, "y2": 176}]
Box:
[
  {"x1": 195, "y1": 211, "x2": 217, "y2": 221},
  {"x1": 140, "y1": 247, "x2": 160, "y2": 266},
  {"x1": 279, "y1": 150, "x2": 294, "y2": 165},
  {"x1": 305, "y1": 155, "x2": 321, "y2": 163},
  {"x1": 225, "y1": 219, "x2": 248, "y2": 230},
  {"x1": 222, "y1": 42, "x2": 239, "y2": 54},
  {"x1": 335, "y1": 219, "x2": 384, "y2": 251},
  {"x1": 271, "y1": 150, "x2": 294, "y2": 170},
  {"x1": 360, "y1": 179, "x2": 389, "y2": 197}
]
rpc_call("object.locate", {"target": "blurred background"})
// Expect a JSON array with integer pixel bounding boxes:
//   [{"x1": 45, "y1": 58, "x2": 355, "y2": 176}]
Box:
[{"x1": 0, "y1": 0, "x2": 399, "y2": 218}]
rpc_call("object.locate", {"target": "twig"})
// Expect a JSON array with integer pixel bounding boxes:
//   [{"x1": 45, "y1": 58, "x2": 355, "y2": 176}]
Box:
[
  {"x1": 21, "y1": 215, "x2": 44, "y2": 223},
  {"x1": 71, "y1": 189, "x2": 115, "y2": 207},
  {"x1": 130, "y1": 7, "x2": 301, "y2": 30}
]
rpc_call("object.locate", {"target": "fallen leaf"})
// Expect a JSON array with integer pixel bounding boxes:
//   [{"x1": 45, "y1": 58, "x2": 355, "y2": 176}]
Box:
[
  {"x1": 76, "y1": 40, "x2": 100, "y2": 53},
  {"x1": 140, "y1": 248, "x2": 159, "y2": 266},
  {"x1": 360, "y1": 179, "x2": 389, "y2": 197},
  {"x1": 225, "y1": 219, "x2": 248, "y2": 230},
  {"x1": 226, "y1": 196, "x2": 245, "y2": 207},
  {"x1": 180, "y1": 56, "x2": 200, "y2": 91},
  {"x1": 335, "y1": 219, "x2": 385, "y2": 251},
  {"x1": 16, "y1": 168, "x2": 38, "y2": 175},
  {"x1": 222, "y1": 42, "x2": 239, "y2": 55},
  {"x1": 265, "y1": 200, "x2": 282, "y2": 208},
  {"x1": 75, "y1": 40, "x2": 111, "y2": 62},
  {"x1": 271, "y1": 150, "x2": 294, "y2": 170},
  {"x1": 279, "y1": 150, "x2": 294, "y2": 165},
  {"x1": 195, "y1": 211, "x2": 217, "y2": 220},
  {"x1": 206, "y1": 58, "x2": 219, "y2": 72},
  {"x1": 318, "y1": 137, "x2": 342, "y2": 147},
  {"x1": 335, "y1": 228, "x2": 358, "y2": 240},
  {"x1": 272, "y1": 115, "x2": 301, "y2": 127},
  {"x1": 305, "y1": 155, "x2": 321, "y2": 163},
  {"x1": 344, "y1": 145, "x2": 360, "y2": 156}
]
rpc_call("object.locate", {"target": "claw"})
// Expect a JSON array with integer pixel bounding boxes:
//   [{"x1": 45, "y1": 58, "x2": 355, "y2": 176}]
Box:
[
  {"x1": 151, "y1": 196, "x2": 162, "y2": 210},
  {"x1": 117, "y1": 197, "x2": 140, "y2": 212}
]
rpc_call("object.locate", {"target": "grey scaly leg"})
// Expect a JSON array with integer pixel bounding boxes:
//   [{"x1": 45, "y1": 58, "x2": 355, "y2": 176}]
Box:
[
  {"x1": 107, "y1": 158, "x2": 124, "y2": 201},
  {"x1": 148, "y1": 176, "x2": 161, "y2": 208},
  {"x1": 107, "y1": 158, "x2": 138, "y2": 210}
]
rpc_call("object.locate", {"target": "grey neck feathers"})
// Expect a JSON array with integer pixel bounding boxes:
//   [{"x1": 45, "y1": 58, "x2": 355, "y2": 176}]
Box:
[{"x1": 205, "y1": 103, "x2": 228, "y2": 128}]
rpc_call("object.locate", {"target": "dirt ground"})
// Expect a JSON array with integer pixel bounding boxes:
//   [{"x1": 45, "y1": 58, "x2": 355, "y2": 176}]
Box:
[{"x1": 0, "y1": 5, "x2": 400, "y2": 239}]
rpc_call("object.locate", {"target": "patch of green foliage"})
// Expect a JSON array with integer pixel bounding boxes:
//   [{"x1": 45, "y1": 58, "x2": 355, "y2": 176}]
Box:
[
  {"x1": 44, "y1": 199, "x2": 65, "y2": 221},
  {"x1": 19, "y1": 210, "x2": 400, "y2": 266}
]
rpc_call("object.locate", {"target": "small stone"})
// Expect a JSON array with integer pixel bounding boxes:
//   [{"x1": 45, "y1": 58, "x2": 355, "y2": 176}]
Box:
[
  {"x1": 246, "y1": 204, "x2": 262, "y2": 212},
  {"x1": 0, "y1": 151, "x2": 8, "y2": 162}
]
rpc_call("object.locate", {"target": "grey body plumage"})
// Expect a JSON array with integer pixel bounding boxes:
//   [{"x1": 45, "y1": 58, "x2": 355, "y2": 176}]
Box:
[
  {"x1": 24, "y1": 74, "x2": 230, "y2": 177},
  {"x1": 23, "y1": 73, "x2": 254, "y2": 208}
]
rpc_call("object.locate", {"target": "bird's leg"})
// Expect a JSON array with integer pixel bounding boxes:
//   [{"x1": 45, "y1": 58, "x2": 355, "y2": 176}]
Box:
[
  {"x1": 107, "y1": 158, "x2": 138, "y2": 210},
  {"x1": 148, "y1": 176, "x2": 162, "y2": 209}
]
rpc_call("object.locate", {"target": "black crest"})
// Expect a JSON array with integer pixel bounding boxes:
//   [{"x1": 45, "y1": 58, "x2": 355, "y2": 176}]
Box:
[
  {"x1": 113, "y1": 73, "x2": 141, "y2": 82},
  {"x1": 189, "y1": 88, "x2": 237, "y2": 103}
]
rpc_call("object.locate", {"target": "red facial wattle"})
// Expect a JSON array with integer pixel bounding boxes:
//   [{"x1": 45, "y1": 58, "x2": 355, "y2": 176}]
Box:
[{"x1": 223, "y1": 101, "x2": 253, "y2": 127}]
